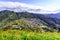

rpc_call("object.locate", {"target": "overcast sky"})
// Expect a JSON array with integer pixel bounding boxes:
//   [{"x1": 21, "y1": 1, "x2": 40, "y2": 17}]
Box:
[{"x1": 0, "y1": 0, "x2": 60, "y2": 14}]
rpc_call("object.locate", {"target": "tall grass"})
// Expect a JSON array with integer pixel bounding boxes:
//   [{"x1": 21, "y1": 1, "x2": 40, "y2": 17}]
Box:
[{"x1": 0, "y1": 30, "x2": 60, "y2": 40}]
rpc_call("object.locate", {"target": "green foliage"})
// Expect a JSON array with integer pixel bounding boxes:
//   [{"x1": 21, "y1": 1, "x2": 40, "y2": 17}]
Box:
[
  {"x1": 0, "y1": 30, "x2": 60, "y2": 40},
  {"x1": 2, "y1": 18, "x2": 29, "y2": 31}
]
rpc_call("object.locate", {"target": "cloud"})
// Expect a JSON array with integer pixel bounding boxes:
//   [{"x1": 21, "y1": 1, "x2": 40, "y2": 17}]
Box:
[{"x1": 0, "y1": 1, "x2": 59, "y2": 14}]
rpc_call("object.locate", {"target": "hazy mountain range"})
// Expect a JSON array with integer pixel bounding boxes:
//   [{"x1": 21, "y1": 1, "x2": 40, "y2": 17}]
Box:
[
  {"x1": 0, "y1": 7, "x2": 60, "y2": 19},
  {"x1": 44, "y1": 13, "x2": 60, "y2": 19},
  {"x1": 0, "y1": 10, "x2": 60, "y2": 32}
]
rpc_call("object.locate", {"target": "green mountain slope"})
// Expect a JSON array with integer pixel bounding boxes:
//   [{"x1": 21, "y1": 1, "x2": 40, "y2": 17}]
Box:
[{"x1": 0, "y1": 10, "x2": 60, "y2": 32}]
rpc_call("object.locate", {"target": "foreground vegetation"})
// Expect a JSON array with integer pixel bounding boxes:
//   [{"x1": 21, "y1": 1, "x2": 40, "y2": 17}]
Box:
[{"x1": 0, "y1": 30, "x2": 60, "y2": 40}]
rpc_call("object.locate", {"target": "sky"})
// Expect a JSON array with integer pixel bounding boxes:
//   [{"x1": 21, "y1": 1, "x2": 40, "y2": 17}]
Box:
[
  {"x1": 0, "y1": 0, "x2": 60, "y2": 7},
  {"x1": 0, "y1": 0, "x2": 60, "y2": 14}
]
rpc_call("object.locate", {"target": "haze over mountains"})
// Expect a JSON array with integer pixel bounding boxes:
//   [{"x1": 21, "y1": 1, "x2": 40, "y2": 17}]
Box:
[
  {"x1": 0, "y1": 1, "x2": 60, "y2": 19},
  {"x1": 1, "y1": 7, "x2": 60, "y2": 19},
  {"x1": 0, "y1": 1, "x2": 60, "y2": 14},
  {"x1": 44, "y1": 13, "x2": 60, "y2": 19}
]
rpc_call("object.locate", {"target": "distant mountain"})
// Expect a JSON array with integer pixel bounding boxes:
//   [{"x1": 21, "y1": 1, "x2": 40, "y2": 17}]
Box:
[
  {"x1": 44, "y1": 13, "x2": 60, "y2": 19},
  {"x1": 0, "y1": 10, "x2": 60, "y2": 32}
]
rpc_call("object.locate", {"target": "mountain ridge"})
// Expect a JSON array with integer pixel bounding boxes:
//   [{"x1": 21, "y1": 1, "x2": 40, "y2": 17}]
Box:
[
  {"x1": 44, "y1": 13, "x2": 60, "y2": 19},
  {"x1": 0, "y1": 10, "x2": 60, "y2": 32}
]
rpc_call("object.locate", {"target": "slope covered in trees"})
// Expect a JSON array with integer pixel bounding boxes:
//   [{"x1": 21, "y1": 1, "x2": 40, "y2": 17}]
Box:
[{"x1": 0, "y1": 10, "x2": 60, "y2": 32}]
